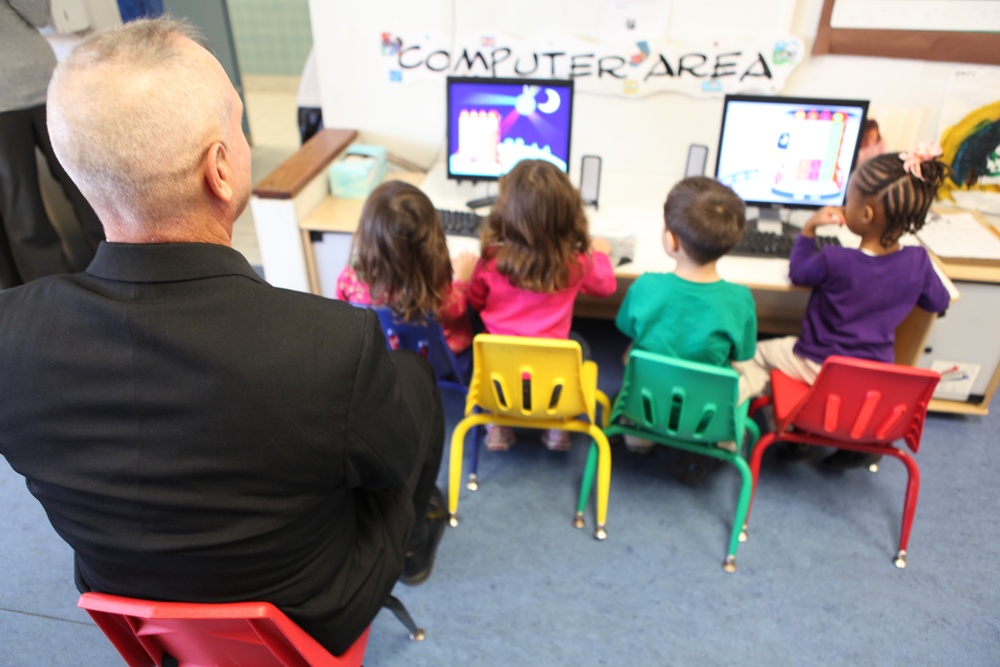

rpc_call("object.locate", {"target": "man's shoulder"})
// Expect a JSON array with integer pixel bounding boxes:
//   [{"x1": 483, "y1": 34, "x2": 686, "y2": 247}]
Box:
[
  {"x1": 0, "y1": 273, "x2": 76, "y2": 307},
  {"x1": 263, "y1": 284, "x2": 370, "y2": 329}
]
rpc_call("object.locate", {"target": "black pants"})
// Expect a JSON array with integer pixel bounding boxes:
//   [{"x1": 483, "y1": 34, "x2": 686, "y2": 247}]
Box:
[
  {"x1": 312, "y1": 349, "x2": 444, "y2": 654},
  {"x1": 388, "y1": 349, "x2": 446, "y2": 554},
  {"x1": 0, "y1": 104, "x2": 104, "y2": 287}
]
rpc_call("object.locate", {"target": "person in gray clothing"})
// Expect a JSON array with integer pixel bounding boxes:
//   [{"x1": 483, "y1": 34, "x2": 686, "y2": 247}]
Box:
[{"x1": 0, "y1": 0, "x2": 104, "y2": 287}]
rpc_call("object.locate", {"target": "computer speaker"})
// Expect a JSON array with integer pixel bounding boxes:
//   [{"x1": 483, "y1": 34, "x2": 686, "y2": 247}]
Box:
[
  {"x1": 685, "y1": 144, "x2": 709, "y2": 177},
  {"x1": 580, "y1": 154, "x2": 602, "y2": 209}
]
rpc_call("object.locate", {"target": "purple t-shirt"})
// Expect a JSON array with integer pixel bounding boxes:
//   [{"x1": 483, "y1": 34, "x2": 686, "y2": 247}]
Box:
[{"x1": 789, "y1": 235, "x2": 950, "y2": 364}]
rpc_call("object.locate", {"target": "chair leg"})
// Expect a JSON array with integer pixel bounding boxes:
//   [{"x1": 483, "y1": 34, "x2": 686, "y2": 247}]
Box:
[
  {"x1": 590, "y1": 427, "x2": 612, "y2": 541},
  {"x1": 448, "y1": 414, "x2": 492, "y2": 527},
  {"x1": 468, "y1": 407, "x2": 482, "y2": 491},
  {"x1": 596, "y1": 391, "x2": 611, "y2": 429},
  {"x1": 893, "y1": 449, "x2": 921, "y2": 569},
  {"x1": 574, "y1": 441, "x2": 600, "y2": 529},
  {"x1": 743, "y1": 432, "x2": 778, "y2": 541},
  {"x1": 723, "y1": 454, "x2": 754, "y2": 573},
  {"x1": 448, "y1": 420, "x2": 471, "y2": 527},
  {"x1": 743, "y1": 420, "x2": 760, "y2": 457},
  {"x1": 384, "y1": 595, "x2": 425, "y2": 641}
]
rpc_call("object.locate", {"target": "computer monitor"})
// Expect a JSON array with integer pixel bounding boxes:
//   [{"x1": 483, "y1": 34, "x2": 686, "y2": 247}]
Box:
[
  {"x1": 714, "y1": 94, "x2": 869, "y2": 219},
  {"x1": 446, "y1": 76, "x2": 574, "y2": 182}
]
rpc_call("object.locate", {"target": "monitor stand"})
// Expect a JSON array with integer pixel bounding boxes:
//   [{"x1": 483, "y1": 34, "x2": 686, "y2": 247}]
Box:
[{"x1": 750, "y1": 205, "x2": 791, "y2": 235}]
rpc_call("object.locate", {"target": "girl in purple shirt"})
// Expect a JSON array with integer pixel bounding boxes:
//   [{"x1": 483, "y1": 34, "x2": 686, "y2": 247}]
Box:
[{"x1": 736, "y1": 146, "x2": 950, "y2": 469}]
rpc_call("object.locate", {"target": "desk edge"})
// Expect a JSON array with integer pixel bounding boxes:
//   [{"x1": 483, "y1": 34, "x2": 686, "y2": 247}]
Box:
[{"x1": 252, "y1": 129, "x2": 357, "y2": 200}]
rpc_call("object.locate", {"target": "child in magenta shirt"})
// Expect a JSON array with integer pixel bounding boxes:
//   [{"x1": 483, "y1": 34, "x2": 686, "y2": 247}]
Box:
[
  {"x1": 336, "y1": 180, "x2": 476, "y2": 376},
  {"x1": 469, "y1": 159, "x2": 617, "y2": 450}
]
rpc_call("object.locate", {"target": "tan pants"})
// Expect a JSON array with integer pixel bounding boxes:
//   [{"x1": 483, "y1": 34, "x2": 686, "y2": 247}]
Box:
[{"x1": 733, "y1": 336, "x2": 823, "y2": 403}]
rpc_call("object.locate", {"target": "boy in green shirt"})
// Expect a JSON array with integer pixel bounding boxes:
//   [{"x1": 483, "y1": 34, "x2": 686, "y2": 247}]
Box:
[{"x1": 615, "y1": 176, "x2": 757, "y2": 456}]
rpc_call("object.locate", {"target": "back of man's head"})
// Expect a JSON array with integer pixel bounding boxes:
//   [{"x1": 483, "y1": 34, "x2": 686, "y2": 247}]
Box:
[{"x1": 48, "y1": 18, "x2": 234, "y2": 234}]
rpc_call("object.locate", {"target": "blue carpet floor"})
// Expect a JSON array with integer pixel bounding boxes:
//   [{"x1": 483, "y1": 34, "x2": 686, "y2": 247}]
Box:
[{"x1": 1, "y1": 318, "x2": 998, "y2": 666}]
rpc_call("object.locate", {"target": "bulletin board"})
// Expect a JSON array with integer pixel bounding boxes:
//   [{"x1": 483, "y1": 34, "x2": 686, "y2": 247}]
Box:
[{"x1": 814, "y1": 0, "x2": 1000, "y2": 65}]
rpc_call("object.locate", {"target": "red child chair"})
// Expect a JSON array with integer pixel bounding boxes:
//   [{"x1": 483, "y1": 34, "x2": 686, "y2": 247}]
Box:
[
  {"x1": 745, "y1": 355, "x2": 940, "y2": 569},
  {"x1": 79, "y1": 592, "x2": 374, "y2": 667}
]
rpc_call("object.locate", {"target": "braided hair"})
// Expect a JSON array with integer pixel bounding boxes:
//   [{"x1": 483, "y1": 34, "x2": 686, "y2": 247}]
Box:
[{"x1": 851, "y1": 152, "x2": 949, "y2": 248}]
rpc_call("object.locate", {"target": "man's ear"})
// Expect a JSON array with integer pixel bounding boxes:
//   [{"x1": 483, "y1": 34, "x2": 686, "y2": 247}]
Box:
[{"x1": 204, "y1": 141, "x2": 233, "y2": 202}]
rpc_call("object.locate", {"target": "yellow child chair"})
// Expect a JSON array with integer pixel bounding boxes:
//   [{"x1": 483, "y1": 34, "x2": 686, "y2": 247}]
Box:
[{"x1": 448, "y1": 334, "x2": 612, "y2": 536}]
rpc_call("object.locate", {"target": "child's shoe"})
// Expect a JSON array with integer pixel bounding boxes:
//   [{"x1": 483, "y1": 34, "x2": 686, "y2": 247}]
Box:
[
  {"x1": 820, "y1": 449, "x2": 882, "y2": 471},
  {"x1": 485, "y1": 425, "x2": 514, "y2": 451},
  {"x1": 775, "y1": 442, "x2": 815, "y2": 462},
  {"x1": 624, "y1": 435, "x2": 655, "y2": 455},
  {"x1": 668, "y1": 451, "x2": 720, "y2": 487},
  {"x1": 717, "y1": 440, "x2": 738, "y2": 453},
  {"x1": 542, "y1": 429, "x2": 571, "y2": 452}
]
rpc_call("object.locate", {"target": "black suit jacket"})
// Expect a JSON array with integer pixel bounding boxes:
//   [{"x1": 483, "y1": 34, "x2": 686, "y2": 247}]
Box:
[{"x1": 0, "y1": 242, "x2": 421, "y2": 651}]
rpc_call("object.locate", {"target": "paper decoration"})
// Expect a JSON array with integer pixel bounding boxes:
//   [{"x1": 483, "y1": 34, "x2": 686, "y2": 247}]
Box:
[
  {"x1": 378, "y1": 32, "x2": 804, "y2": 98},
  {"x1": 930, "y1": 360, "x2": 982, "y2": 401}
]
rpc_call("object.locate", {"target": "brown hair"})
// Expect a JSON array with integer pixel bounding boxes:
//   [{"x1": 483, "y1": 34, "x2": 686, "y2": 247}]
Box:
[
  {"x1": 663, "y1": 176, "x2": 746, "y2": 264},
  {"x1": 352, "y1": 180, "x2": 452, "y2": 322},
  {"x1": 481, "y1": 160, "x2": 590, "y2": 292},
  {"x1": 852, "y1": 152, "x2": 949, "y2": 248}
]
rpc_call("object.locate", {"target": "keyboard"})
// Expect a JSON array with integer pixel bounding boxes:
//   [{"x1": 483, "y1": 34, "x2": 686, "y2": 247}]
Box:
[
  {"x1": 437, "y1": 209, "x2": 484, "y2": 238},
  {"x1": 730, "y1": 229, "x2": 841, "y2": 259}
]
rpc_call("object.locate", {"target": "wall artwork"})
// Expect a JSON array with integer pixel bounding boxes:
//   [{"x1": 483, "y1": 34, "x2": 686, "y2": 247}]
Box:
[{"x1": 937, "y1": 69, "x2": 1000, "y2": 214}]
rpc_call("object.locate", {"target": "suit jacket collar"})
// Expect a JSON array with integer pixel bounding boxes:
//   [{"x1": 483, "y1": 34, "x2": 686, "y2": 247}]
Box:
[{"x1": 87, "y1": 242, "x2": 267, "y2": 285}]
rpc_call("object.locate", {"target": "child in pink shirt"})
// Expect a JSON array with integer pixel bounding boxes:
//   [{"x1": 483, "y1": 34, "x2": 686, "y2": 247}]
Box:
[
  {"x1": 336, "y1": 180, "x2": 475, "y2": 376},
  {"x1": 469, "y1": 159, "x2": 617, "y2": 450}
]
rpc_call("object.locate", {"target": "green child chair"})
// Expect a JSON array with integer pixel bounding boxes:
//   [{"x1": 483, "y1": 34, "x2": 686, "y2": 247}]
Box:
[{"x1": 575, "y1": 349, "x2": 760, "y2": 572}]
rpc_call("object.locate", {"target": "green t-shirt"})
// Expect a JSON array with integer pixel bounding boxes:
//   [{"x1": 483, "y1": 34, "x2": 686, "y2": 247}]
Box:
[{"x1": 615, "y1": 273, "x2": 757, "y2": 367}]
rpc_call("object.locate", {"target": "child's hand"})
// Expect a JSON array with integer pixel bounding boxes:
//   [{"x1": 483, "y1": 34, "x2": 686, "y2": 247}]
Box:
[
  {"x1": 802, "y1": 206, "x2": 845, "y2": 237},
  {"x1": 591, "y1": 237, "x2": 612, "y2": 256},
  {"x1": 451, "y1": 251, "x2": 478, "y2": 282}
]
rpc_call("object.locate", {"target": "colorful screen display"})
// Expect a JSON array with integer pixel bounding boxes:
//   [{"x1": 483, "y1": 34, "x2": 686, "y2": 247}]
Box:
[
  {"x1": 714, "y1": 95, "x2": 869, "y2": 209},
  {"x1": 446, "y1": 77, "x2": 574, "y2": 181}
]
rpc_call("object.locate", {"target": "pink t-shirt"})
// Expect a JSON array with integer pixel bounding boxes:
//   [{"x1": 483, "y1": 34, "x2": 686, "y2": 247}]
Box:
[
  {"x1": 469, "y1": 251, "x2": 617, "y2": 339},
  {"x1": 335, "y1": 266, "x2": 473, "y2": 354}
]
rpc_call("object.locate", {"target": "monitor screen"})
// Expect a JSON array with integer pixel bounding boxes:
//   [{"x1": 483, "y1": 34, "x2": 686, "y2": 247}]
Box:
[
  {"x1": 446, "y1": 76, "x2": 574, "y2": 182},
  {"x1": 714, "y1": 94, "x2": 869, "y2": 210}
]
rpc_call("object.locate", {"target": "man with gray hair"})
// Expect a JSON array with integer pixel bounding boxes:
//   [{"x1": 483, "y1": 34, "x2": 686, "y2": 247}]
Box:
[{"x1": 0, "y1": 17, "x2": 446, "y2": 655}]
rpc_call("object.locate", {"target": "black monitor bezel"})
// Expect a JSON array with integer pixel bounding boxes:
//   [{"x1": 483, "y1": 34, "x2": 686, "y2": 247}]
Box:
[
  {"x1": 445, "y1": 75, "x2": 575, "y2": 183},
  {"x1": 713, "y1": 93, "x2": 870, "y2": 211}
]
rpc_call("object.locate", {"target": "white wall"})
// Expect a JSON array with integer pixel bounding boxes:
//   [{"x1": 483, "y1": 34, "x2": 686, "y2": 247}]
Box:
[{"x1": 309, "y1": 0, "x2": 998, "y2": 178}]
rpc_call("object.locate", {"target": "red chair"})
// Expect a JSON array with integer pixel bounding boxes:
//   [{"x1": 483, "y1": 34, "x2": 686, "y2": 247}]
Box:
[
  {"x1": 746, "y1": 356, "x2": 940, "y2": 569},
  {"x1": 78, "y1": 592, "x2": 371, "y2": 667}
]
